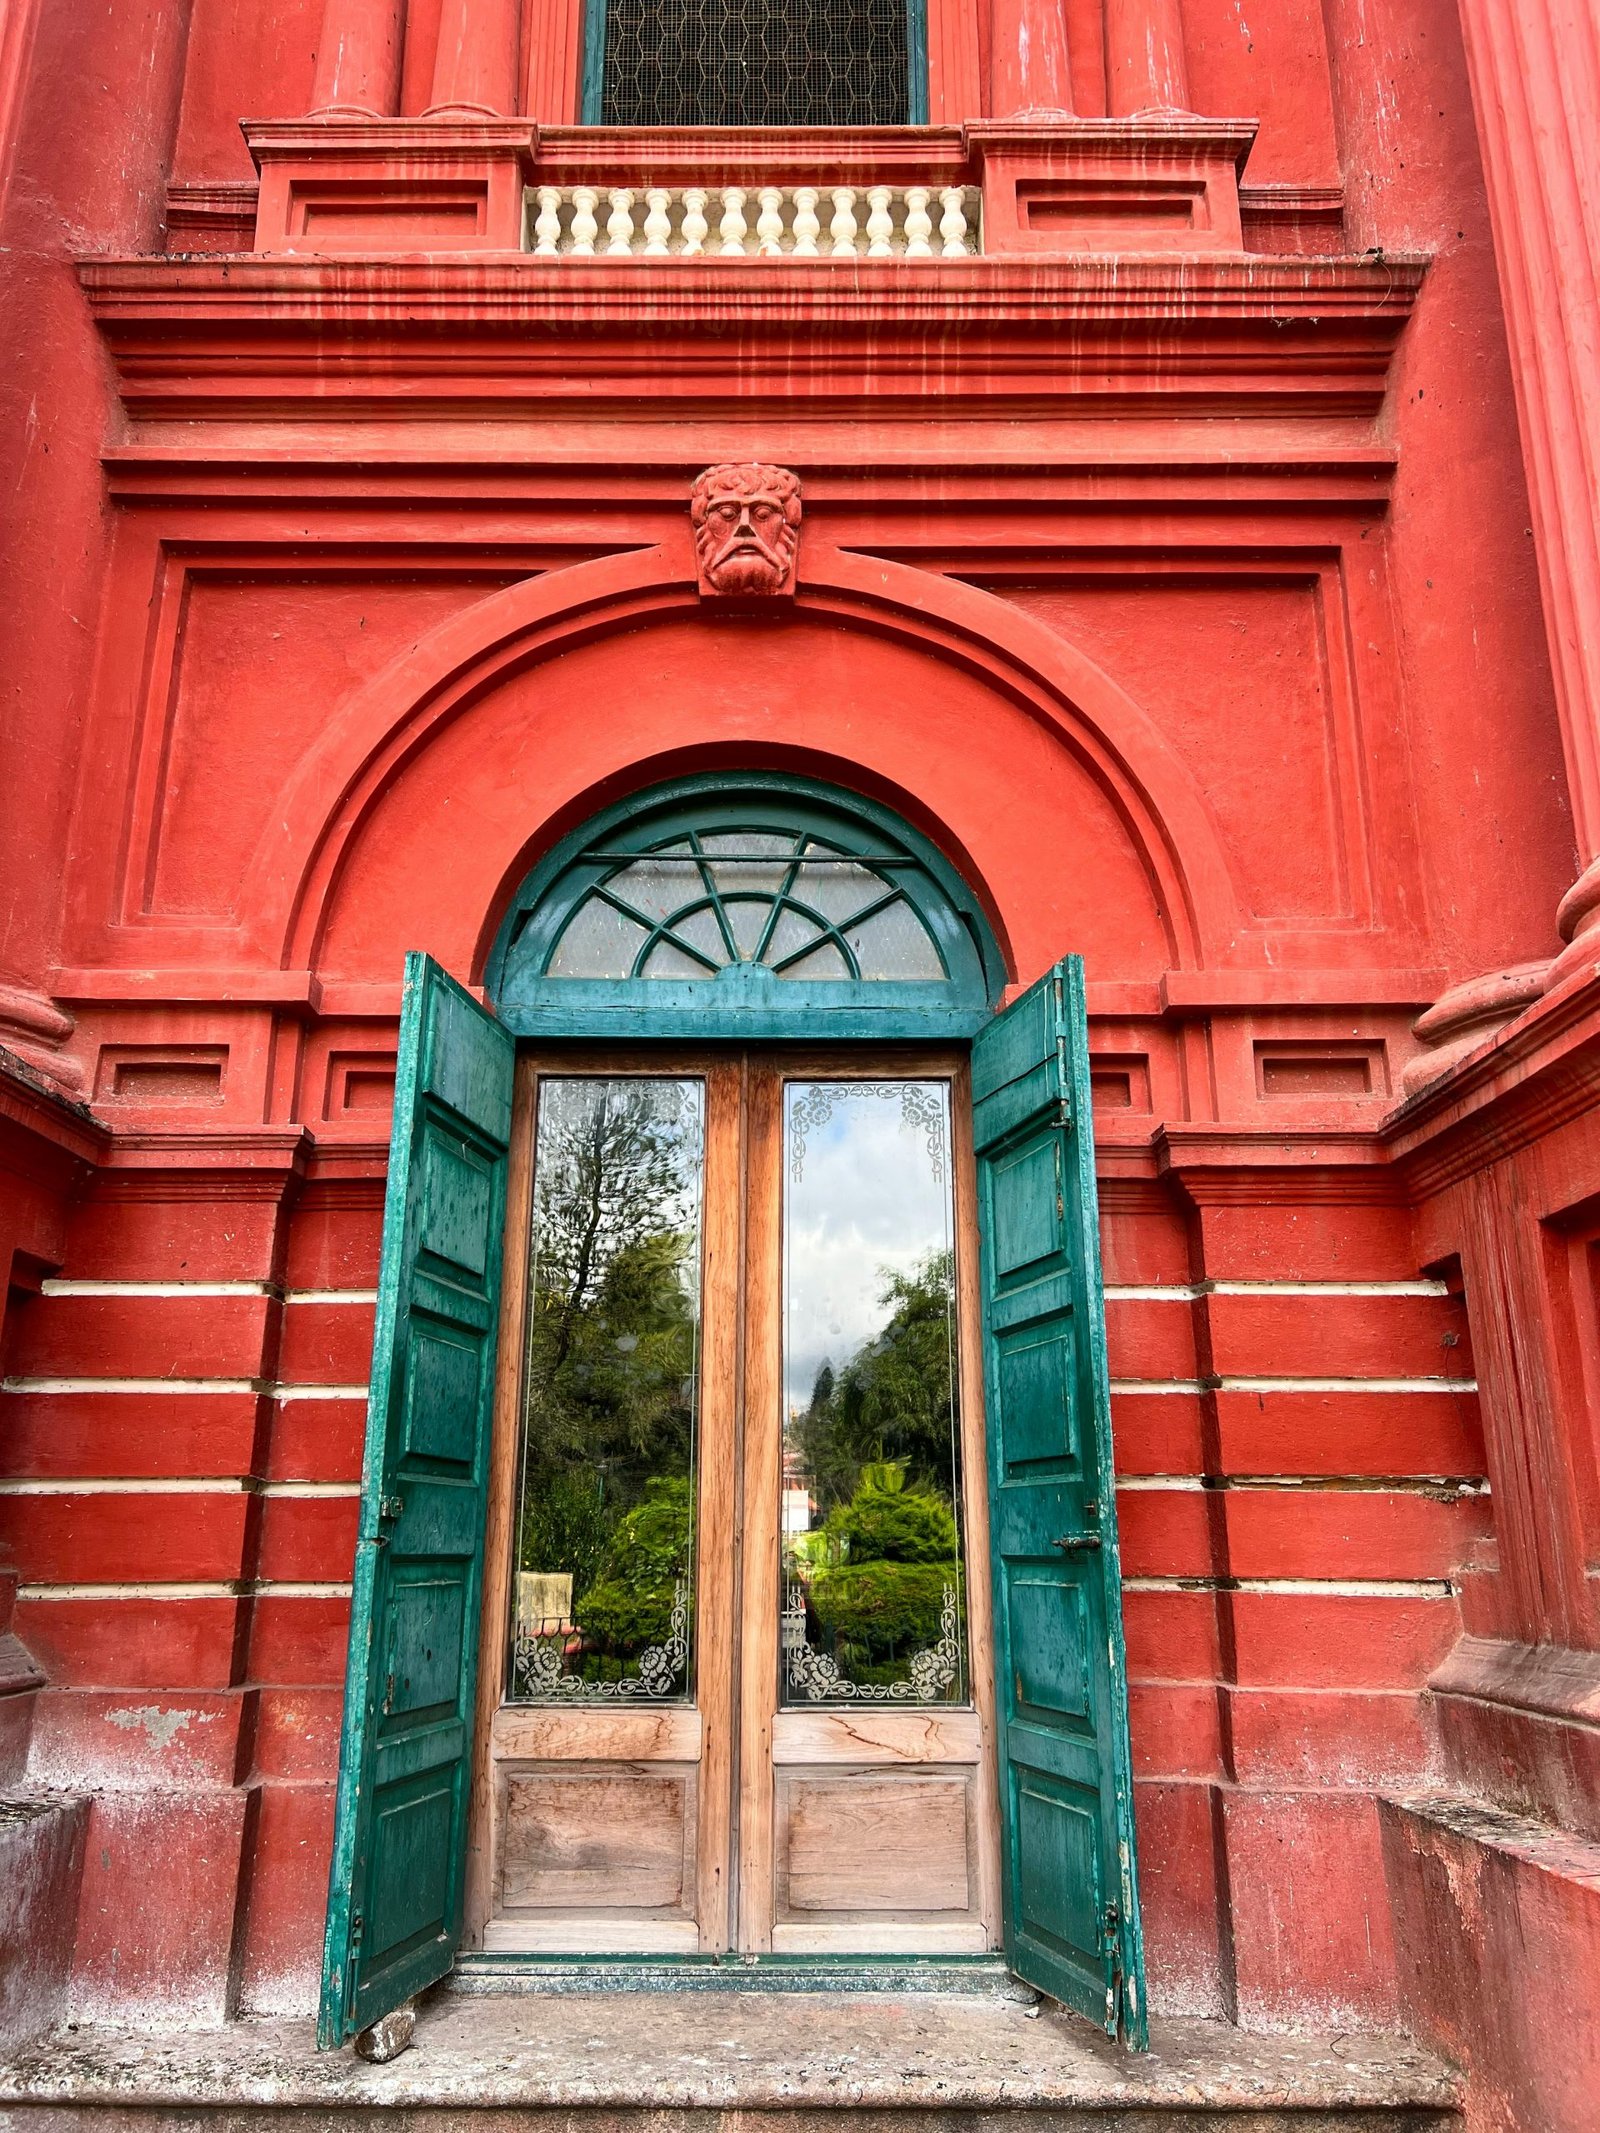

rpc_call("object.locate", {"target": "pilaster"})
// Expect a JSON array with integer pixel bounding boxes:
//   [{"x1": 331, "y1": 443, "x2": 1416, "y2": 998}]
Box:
[{"x1": 1453, "y1": 0, "x2": 1600, "y2": 987}]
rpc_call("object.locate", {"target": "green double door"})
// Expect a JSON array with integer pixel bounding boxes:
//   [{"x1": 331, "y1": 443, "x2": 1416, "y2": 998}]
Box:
[{"x1": 318, "y1": 954, "x2": 1145, "y2": 2048}]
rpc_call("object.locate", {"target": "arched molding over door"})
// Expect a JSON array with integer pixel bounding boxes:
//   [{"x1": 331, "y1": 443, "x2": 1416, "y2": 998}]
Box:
[{"x1": 256, "y1": 543, "x2": 1244, "y2": 971}]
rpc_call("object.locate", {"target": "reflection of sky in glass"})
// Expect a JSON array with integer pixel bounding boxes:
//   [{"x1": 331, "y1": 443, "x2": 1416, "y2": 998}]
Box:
[{"x1": 783, "y1": 1084, "x2": 953, "y2": 1415}]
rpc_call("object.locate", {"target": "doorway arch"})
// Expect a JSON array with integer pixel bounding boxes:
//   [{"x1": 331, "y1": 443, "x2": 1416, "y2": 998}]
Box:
[{"x1": 486, "y1": 771, "x2": 1007, "y2": 1040}]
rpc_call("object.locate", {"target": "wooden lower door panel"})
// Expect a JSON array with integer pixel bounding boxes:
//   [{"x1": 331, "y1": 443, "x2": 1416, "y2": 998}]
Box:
[
  {"x1": 485, "y1": 1761, "x2": 700, "y2": 1952},
  {"x1": 768, "y1": 1709, "x2": 990, "y2": 1953}
]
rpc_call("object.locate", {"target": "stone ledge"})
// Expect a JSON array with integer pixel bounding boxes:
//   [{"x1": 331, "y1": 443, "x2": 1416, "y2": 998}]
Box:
[{"x1": 0, "y1": 1994, "x2": 1459, "y2": 2128}]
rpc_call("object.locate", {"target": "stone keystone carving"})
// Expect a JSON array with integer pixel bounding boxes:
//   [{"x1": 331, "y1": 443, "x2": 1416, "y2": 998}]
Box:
[{"x1": 690, "y1": 463, "x2": 803, "y2": 600}]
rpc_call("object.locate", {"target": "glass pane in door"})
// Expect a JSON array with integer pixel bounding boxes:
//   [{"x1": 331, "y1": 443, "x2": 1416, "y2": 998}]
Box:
[
  {"x1": 509, "y1": 1076, "x2": 705, "y2": 1702},
  {"x1": 780, "y1": 1080, "x2": 967, "y2": 1703}
]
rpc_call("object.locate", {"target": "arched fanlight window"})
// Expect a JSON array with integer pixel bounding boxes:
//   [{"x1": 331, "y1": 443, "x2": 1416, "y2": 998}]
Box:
[{"x1": 488, "y1": 776, "x2": 1002, "y2": 1040}]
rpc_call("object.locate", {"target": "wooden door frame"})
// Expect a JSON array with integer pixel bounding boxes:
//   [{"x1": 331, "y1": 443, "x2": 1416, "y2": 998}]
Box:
[{"x1": 463, "y1": 1042, "x2": 1001, "y2": 1959}]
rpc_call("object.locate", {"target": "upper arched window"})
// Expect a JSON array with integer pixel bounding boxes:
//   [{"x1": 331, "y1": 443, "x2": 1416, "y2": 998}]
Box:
[
  {"x1": 488, "y1": 775, "x2": 1001, "y2": 1039},
  {"x1": 582, "y1": 0, "x2": 927, "y2": 125}
]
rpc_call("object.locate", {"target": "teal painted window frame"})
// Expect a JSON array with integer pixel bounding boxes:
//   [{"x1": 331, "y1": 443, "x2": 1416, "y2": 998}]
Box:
[
  {"x1": 486, "y1": 774, "x2": 1002, "y2": 1041},
  {"x1": 579, "y1": 0, "x2": 930, "y2": 124}
]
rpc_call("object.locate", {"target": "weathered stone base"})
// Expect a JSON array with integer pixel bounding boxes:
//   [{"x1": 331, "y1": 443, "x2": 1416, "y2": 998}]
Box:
[
  {"x1": 0, "y1": 1993, "x2": 1459, "y2": 2131},
  {"x1": 1380, "y1": 1791, "x2": 1600, "y2": 2133}
]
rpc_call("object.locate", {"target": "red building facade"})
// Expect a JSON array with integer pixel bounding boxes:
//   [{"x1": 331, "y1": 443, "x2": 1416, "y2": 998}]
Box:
[{"x1": 1, "y1": 0, "x2": 1598, "y2": 2123}]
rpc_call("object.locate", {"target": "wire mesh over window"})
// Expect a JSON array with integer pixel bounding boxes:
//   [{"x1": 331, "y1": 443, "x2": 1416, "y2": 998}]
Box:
[{"x1": 597, "y1": 0, "x2": 912, "y2": 126}]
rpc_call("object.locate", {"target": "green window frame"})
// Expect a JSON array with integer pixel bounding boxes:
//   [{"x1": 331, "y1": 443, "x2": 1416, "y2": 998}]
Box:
[{"x1": 487, "y1": 775, "x2": 1003, "y2": 1041}]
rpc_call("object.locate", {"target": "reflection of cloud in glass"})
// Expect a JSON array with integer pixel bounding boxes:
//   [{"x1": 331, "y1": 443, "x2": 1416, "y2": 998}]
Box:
[{"x1": 783, "y1": 1085, "x2": 953, "y2": 1412}]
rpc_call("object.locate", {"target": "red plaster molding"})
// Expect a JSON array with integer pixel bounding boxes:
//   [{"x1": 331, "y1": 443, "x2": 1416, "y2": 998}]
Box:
[
  {"x1": 0, "y1": 1051, "x2": 106, "y2": 1173},
  {"x1": 1153, "y1": 1123, "x2": 1403, "y2": 1204},
  {"x1": 213, "y1": 543, "x2": 1241, "y2": 977},
  {"x1": 80, "y1": 251, "x2": 1425, "y2": 331},
  {"x1": 1383, "y1": 968, "x2": 1600, "y2": 1199}
]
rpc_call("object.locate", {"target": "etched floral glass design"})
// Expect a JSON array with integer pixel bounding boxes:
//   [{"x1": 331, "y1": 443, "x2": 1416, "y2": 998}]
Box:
[
  {"x1": 509, "y1": 1077, "x2": 704, "y2": 1702},
  {"x1": 780, "y1": 1080, "x2": 967, "y2": 1704},
  {"x1": 547, "y1": 831, "x2": 946, "y2": 983}
]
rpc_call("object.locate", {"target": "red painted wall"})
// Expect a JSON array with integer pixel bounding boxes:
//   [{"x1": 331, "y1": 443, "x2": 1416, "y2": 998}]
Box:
[{"x1": 0, "y1": 0, "x2": 1584, "y2": 2049}]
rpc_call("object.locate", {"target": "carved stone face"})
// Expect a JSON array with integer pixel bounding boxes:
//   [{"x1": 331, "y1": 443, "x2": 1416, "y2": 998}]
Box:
[{"x1": 690, "y1": 464, "x2": 803, "y2": 598}]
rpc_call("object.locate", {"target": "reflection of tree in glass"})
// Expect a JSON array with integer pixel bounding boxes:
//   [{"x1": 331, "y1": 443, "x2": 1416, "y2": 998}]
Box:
[
  {"x1": 519, "y1": 1085, "x2": 701, "y2": 1644},
  {"x1": 789, "y1": 1249, "x2": 963, "y2": 1693},
  {"x1": 796, "y1": 1247, "x2": 958, "y2": 1517}
]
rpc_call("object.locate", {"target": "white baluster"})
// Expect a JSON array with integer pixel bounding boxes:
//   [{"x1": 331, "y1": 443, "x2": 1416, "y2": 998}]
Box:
[
  {"x1": 718, "y1": 187, "x2": 749, "y2": 255},
  {"x1": 792, "y1": 186, "x2": 821, "y2": 257},
  {"x1": 939, "y1": 186, "x2": 970, "y2": 258},
  {"x1": 756, "y1": 186, "x2": 786, "y2": 256},
  {"x1": 680, "y1": 187, "x2": 709, "y2": 256},
  {"x1": 903, "y1": 186, "x2": 934, "y2": 258},
  {"x1": 643, "y1": 187, "x2": 673, "y2": 255},
  {"x1": 605, "y1": 188, "x2": 636, "y2": 256},
  {"x1": 829, "y1": 187, "x2": 859, "y2": 257},
  {"x1": 532, "y1": 186, "x2": 563, "y2": 256},
  {"x1": 569, "y1": 186, "x2": 599, "y2": 256},
  {"x1": 866, "y1": 185, "x2": 895, "y2": 257}
]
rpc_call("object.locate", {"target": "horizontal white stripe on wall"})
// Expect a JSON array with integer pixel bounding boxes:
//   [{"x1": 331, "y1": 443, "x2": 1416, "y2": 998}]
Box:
[
  {"x1": 1108, "y1": 1377, "x2": 1478, "y2": 1396},
  {"x1": 1104, "y1": 1280, "x2": 1452, "y2": 1300},
  {"x1": 1217, "y1": 1375, "x2": 1477, "y2": 1394},
  {"x1": 38, "y1": 1280, "x2": 379, "y2": 1303},
  {"x1": 1121, "y1": 1576, "x2": 1455, "y2": 1598},
  {"x1": 0, "y1": 1478, "x2": 361, "y2": 1497},
  {"x1": 1111, "y1": 1474, "x2": 1489, "y2": 1493},
  {"x1": 1, "y1": 1377, "x2": 263, "y2": 1395},
  {"x1": 41, "y1": 1280, "x2": 270, "y2": 1298},
  {"x1": 15, "y1": 1580, "x2": 355, "y2": 1600},
  {"x1": 0, "y1": 1379, "x2": 373, "y2": 1399}
]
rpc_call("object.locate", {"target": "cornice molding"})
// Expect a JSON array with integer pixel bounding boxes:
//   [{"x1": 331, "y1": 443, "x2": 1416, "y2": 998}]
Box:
[
  {"x1": 75, "y1": 252, "x2": 1426, "y2": 426},
  {"x1": 1383, "y1": 967, "x2": 1600, "y2": 1197},
  {"x1": 79, "y1": 251, "x2": 1425, "y2": 329}
]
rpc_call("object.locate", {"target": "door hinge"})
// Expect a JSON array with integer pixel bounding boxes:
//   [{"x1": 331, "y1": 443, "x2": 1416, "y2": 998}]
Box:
[{"x1": 378, "y1": 1493, "x2": 405, "y2": 1521}]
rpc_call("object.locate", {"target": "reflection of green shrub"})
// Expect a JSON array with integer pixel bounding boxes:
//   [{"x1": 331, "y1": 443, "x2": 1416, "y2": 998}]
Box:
[
  {"x1": 575, "y1": 1477, "x2": 691, "y2": 1660},
  {"x1": 805, "y1": 1463, "x2": 961, "y2": 1685},
  {"x1": 810, "y1": 1559, "x2": 953, "y2": 1658},
  {"x1": 823, "y1": 1461, "x2": 959, "y2": 1563}
]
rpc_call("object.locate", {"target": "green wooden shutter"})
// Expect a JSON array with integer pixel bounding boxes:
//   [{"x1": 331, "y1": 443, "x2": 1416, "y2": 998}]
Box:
[
  {"x1": 318, "y1": 953, "x2": 514, "y2": 2050},
  {"x1": 972, "y1": 957, "x2": 1147, "y2": 2046}
]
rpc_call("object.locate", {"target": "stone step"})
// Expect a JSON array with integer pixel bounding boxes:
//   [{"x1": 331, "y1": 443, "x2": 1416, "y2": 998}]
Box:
[
  {"x1": 0, "y1": 1991, "x2": 1461, "y2": 2130},
  {"x1": 0, "y1": 1791, "x2": 89, "y2": 2057}
]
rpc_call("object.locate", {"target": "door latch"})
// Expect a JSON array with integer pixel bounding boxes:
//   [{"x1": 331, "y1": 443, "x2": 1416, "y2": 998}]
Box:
[{"x1": 1052, "y1": 1532, "x2": 1102, "y2": 1553}]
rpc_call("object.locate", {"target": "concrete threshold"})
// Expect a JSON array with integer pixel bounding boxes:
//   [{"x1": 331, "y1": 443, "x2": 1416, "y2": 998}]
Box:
[{"x1": 0, "y1": 1991, "x2": 1461, "y2": 2132}]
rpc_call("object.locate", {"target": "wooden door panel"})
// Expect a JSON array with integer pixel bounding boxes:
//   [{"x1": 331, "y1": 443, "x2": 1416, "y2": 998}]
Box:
[
  {"x1": 771, "y1": 1707, "x2": 981, "y2": 1764},
  {"x1": 497, "y1": 1766, "x2": 697, "y2": 1911},
  {"x1": 780, "y1": 1774, "x2": 971, "y2": 1910},
  {"x1": 492, "y1": 1705, "x2": 702, "y2": 1762},
  {"x1": 319, "y1": 956, "x2": 514, "y2": 2049},
  {"x1": 973, "y1": 960, "x2": 1147, "y2": 2040}
]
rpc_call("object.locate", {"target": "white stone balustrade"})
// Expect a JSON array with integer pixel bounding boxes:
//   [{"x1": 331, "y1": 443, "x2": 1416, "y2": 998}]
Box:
[{"x1": 525, "y1": 181, "x2": 981, "y2": 258}]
